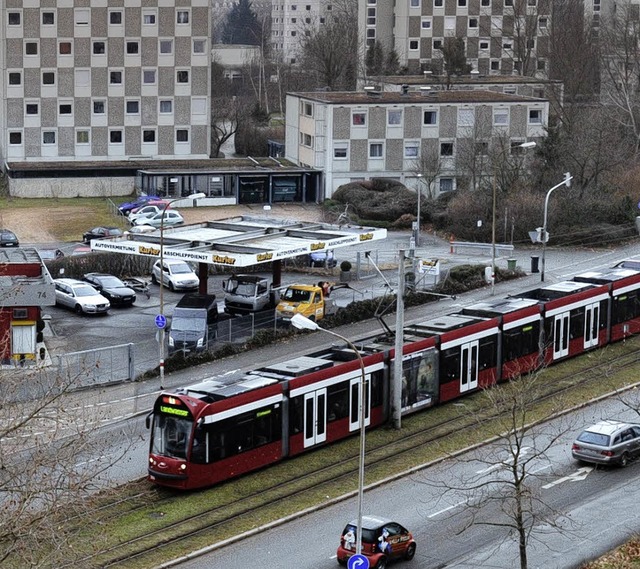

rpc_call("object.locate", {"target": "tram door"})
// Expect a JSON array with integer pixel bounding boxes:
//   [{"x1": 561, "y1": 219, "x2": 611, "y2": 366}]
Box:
[
  {"x1": 349, "y1": 376, "x2": 371, "y2": 432},
  {"x1": 584, "y1": 302, "x2": 600, "y2": 349},
  {"x1": 460, "y1": 341, "x2": 479, "y2": 393},
  {"x1": 553, "y1": 313, "x2": 570, "y2": 359},
  {"x1": 303, "y1": 389, "x2": 327, "y2": 448}
]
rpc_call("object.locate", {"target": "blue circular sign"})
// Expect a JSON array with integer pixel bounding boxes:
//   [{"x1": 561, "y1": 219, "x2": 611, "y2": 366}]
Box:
[
  {"x1": 155, "y1": 314, "x2": 167, "y2": 329},
  {"x1": 347, "y1": 554, "x2": 369, "y2": 569}
]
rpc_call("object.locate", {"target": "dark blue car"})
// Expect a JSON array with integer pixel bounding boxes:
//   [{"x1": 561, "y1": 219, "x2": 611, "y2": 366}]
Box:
[{"x1": 118, "y1": 195, "x2": 160, "y2": 216}]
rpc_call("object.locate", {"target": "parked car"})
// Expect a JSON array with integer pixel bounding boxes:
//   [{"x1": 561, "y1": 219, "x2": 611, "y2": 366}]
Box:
[
  {"x1": 614, "y1": 257, "x2": 640, "y2": 271},
  {"x1": 53, "y1": 278, "x2": 110, "y2": 315},
  {"x1": 309, "y1": 250, "x2": 337, "y2": 268},
  {"x1": 151, "y1": 259, "x2": 199, "y2": 291},
  {"x1": 117, "y1": 195, "x2": 160, "y2": 216},
  {"x1": 126, "y1": 225, "x2": 157, "y2": 235},
  {"x1": 572, "y1": 420, "x2": 640, "y2": 467},
  {"x1": 37, "y1": 248, "x2": 64, "y2": 262},
  {"x1": 83, "y1": 226, "x2": 124, "y2": 244},
  {"x1": 135, "y1": 210, "x2": 184, "y2": 228},
  {"x1": 337, "y1": 516, "x2": 416, "y2": 569},
  {"x1": 0, "y1": 229, "x2": 19, "y2": 247},
  {"x1": 83, "y1": 273, "x2": 136, "y2": 306},
  {"x1": 128, "y1": 204, "x2": 171, "y2": 224}
]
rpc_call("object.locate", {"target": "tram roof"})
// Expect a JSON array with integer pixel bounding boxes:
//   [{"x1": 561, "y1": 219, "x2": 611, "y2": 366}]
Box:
[
  {"x1": 89, "y1": 215, "x2": 386, "y2": 267},
  {"x1": 574, "y1": 268, "x2": 640, "y2": 284},
  {"x1": 460, "y1": 297, "x2": 539, "y2": 316}
]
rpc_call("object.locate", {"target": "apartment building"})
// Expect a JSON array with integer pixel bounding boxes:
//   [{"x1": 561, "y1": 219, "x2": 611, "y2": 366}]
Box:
[
  {"x1": 271, "y1": 0, "x2": 327, "y2": 63},
  {"x1": 360, "y1": 0, "x2": 552, "y2": 77},
  {"x1": 285, "y1": 89, "x2": 548, "y2": 197},
  {"x1": 0, "y1": 1, "x2": 211, "y2": 196}
]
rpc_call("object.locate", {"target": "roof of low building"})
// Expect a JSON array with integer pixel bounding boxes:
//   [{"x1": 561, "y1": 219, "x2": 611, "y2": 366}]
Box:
[{"x1": 376, "y1": 74, "x2": 563, "y2": 86}]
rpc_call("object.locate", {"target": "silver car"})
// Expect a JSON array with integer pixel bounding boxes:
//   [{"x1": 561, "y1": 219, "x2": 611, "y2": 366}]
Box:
[
  {"x1": 571, "y1": 420, "x2": 640, "y2": 467},
  {"x1": 54, "y1": 278, "x2": 110, "y2": 315}
]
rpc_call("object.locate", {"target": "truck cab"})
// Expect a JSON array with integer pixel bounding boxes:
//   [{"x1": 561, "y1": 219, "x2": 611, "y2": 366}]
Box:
[
  {"x1": 276, "y1": 283, "x2": 336, "y2": 323},
  {"x1": 168, "y1": 294, "x2": 218, "y2": 355},
  {"x1": 222, "y1": 274, "x2": 279, "y2": 314}
]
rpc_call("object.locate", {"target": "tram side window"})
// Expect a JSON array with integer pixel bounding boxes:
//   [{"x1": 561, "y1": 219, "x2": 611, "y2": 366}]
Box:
[
  {"x1": 371, "y1": 369, "x2": 384, "y2": 407},
  {"x1": 613, "y1": 292, "x2": 640, "y2": 325},
  {"x1": 570, "y1": 307, "x2": 585, "y2": 339},
  {"x1": 503, "y1": 324, "x2": 539, "y2": 361},
  {"x1": 327, "y1": 383, "x2": 349, "y2": 422},
  {"x1": 441, "y1": 348, "x2": 460, "y2": 383},
  {"x1": 290, "y1": 396, "x2": 304, "y2": 435},
  {"x1": 478, "y1": 335, "x2": 497, "y2": 369}
]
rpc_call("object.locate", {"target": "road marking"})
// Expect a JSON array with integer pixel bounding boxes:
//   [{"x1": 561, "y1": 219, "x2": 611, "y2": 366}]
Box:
[
  {"x1": 428, "y1": 501, "x2": 467, "y2": 518},
  {"x1": 475, "y1": 447, "x2": 531, "y2": 474},
  {"x1": 542, "y1": 467, "x2": 593, "y2": 489},
  {"x1": 530, "y1": 464, "x2": 552, "y2": 475}
]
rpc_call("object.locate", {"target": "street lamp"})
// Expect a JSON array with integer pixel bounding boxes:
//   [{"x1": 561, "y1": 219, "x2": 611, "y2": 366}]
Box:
[
  {"x1": 158, "y1": 192, "x2": 206, "y2": 389},
  {"x1": 415, "y1": 174, "x2": 423, "y2": 248},
  {"x1": 491, "y1": 141, "x2": 536, "y2": 295},
  {"x1": 541, "y1": 173, "x2": 572, "y2": 282},
  {"x1": 291, "y1": 313, "x2": 367, "y2": 555}
]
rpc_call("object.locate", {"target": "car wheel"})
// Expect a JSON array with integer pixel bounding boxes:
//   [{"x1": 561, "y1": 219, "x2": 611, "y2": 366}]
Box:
[
  {"x1": 74, "y1": 304, "x2": 83, "y2": 315},
  {"x1": 405, "y1": 542, "x2": 417, "y2": 560},
  {"x1": 169, "y1": 281, "x2": 176, "y2": 292},
  {"x1": 620, "y1": 452, "x2": 630, "y2": 467},
  {"x1": 376, "y1": 557, "x2": 388, "y2": 569},
  {"x1": 151, "y1": 273, "x2": 158, "y2": 285}
]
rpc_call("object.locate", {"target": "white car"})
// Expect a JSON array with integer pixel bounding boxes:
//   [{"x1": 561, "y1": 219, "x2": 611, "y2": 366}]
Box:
[
  {"x1": 151, "y1": 259, "x2": 199, "y2": 291},
  {"x1": 126, "y1": 224, "x2": 157, "y2": 235},
  {"x1": 54, "y1": 278, "x2": 110, "y2": 315},
  {"x1": 128, "y1": 205, "x2": 167, "y2": 224},
  {"x1": 135, "y1": 210, "x2": 184, "y2": 228}
]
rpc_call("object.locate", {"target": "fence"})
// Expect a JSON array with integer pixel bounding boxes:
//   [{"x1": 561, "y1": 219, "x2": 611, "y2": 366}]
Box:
[{"x1": 57, "y1": 343, "x2": 135, "y2": 390}]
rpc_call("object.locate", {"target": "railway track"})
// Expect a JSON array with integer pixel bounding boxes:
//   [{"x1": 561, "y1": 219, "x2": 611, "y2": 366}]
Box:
[{"x1": 54, "y1": 339, "x2": 640, "y2": 569}]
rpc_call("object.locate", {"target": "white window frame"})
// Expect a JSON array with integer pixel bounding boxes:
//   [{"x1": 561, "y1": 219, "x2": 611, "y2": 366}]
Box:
[
  {"x1": 493, "y1": 109, "x2": 509, "y2": 126},
  {"x1": 388, "y1": 109, "x2": 402, "y2": 125},
  {"x1": 529, "y1": 109, "x2": 542, "y2": 124},
  {"x1": 352, "y1": 111, "x2": 367, "y2": 127},
  {"x1": 404, "y1": 143, "x2": 419, "y2": 158},
  {"x1": 369, "y1": 142, "x2": 384, "y2": 159},
  {"x1": 334, "y1": 144, "x2": 349, "y2": 159}
]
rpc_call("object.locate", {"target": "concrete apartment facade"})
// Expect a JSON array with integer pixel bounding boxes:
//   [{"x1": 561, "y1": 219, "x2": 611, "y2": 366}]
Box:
[
  {"x1": 271, "y1": 0, "x2": 328, "y2": 63},
  {"x1": 0, "y1": 0, "x2": 211, "y2": 197},
  {"x1": 285, "y1": 89, "x2": 548, "y2": 197}
]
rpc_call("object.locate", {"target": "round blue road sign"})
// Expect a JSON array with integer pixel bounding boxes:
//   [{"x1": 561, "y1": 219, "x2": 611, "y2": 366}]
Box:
[
  {"x1": 347, "y1": 554, "x2": 369, "y2": 569},
  {"x1": 155, "y1": 314, "x2": 167, "y2": 329}
]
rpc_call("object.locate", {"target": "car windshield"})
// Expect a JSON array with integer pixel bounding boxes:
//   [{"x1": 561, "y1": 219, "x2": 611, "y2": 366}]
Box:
[
  {"x1": 151, "y1": 414, "x2": 191, "y2": 459},
  {"x1": 282, "y1": 288, "x2": 312, "y2": 302},
  {"x1": 171, "y1": 316, "x2": 206, "y2": 333},
  {"x1": 74, "y1": 285, "x2": 99, "y2": 297},
  {"x1": 98, "y1": 276, "x2": 125, "y2": 287},
  {"x1": 171, "y1": 263, "x2": 193, "y2": 274},
  {"x1": 1, "y1": 232, "x2": 16, "y2": 240},
  {"x1": 577, "y1": 431, "x2": 610, "y2": 446}
]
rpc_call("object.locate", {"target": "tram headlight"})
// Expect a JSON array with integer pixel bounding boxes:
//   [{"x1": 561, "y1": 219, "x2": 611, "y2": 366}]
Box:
[
  {"x1": 180, "y1": 464, "x2": 187, "y2": 471},
  {"x1": 149, "y1": 457, "x2": 155, "y2": 465}
]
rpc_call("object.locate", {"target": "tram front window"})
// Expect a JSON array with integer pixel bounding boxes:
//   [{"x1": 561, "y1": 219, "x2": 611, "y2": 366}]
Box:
[{"x1": 152, "y1": 415, "x2": 192, "y2": 459}]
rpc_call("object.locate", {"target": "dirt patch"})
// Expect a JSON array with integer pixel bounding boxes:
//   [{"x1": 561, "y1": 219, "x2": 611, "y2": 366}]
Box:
[{"x1": 1, "y1": 202, "x2": 327, "y2": 244}]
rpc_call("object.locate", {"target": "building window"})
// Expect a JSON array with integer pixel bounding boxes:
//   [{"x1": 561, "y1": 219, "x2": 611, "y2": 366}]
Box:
[
  {"x1": 143, "y1": 130, "x2": 156, "y2": 143},
  {"x1": 110, "y1": 71, "x2": 122, "y2": 85},
  {"x1": 126, "y1": 41, "x2": 139, "y2": 55},
  {"x1": 176, "y1": 130, "x2": 189, "y2": 142},
  {"x1": 93, "y1": 42, "x2": 106, "y2": 55},
  {"x1": 481, "y1": 0, "x2": 490, "y2": 5},
  {"x1": 352, "y1": 112, "x2": 366, "y2": 126},
  {"x1": 440, "y1": 142, "x2": 453, "y2": 156},
  {"x1": 491, "y1": 60, "x2": 500, "y2": 71},
  {"x1": 369, "y1": 142, "x2": 384, "y2": 158},
  {"x1": 480, "y1": 40, "x2": 489, "y2": 50},
  {"x1": 75, "y1": 69, "x2": 90, "y2": 87},
  {"x1": 388, "y1": 109, "x2": 402, "y2": 125},
  {"x1": 300, "y1": 132, "x2": 313, "y2": 147},
  {"x1": 433, "y1": 39, "x2": 442, "y2": 50},
  {"x1": 422, "y1": 18, "x2": 432, "y2": 29},
  {"x1": 160, "y1": 40, "x2": 173, "y2": 54},
  {"x1": 75, "y1": 9, "x2": 89, "y2": 25},
  {"x1": 193, "y1": 39, "x2": 206, "y2": 54},
  {"x1": 176, "y1": 70, "x2": 189, "y2": 84},
  {"x1": 42, "y1": 72, "x2": 55, "y2": 85},
  {"x1": 192, "y1": 98, "x2": 207, "y2": 114},
  {"x1": 177, "y1": 10, "x2": 189, "y2": 24},
  {"x1": 458, "y1": 108, "x2": 475, "y2": 127},
  {"x1": 529, "y1": 109, "x2": 542, "y2": 124},
  {"x1": 9, "y1": 132, "x2": 22, "y2": 145},
  {"x1": 160, "y1": 100, "x2": 173, "y2": 113},
  {"x1": 93, "y1": 100, "x2": 106, "y2": 114},
  {"x1": 8, "y1": 12, "x2": 21, "y2": 25},
  {"x1": 302, "y1": 101, "x2": 313, "y2": 117},
  {"x1": 143, "y1": 70, "x2": 156, "y2": 84},
  {"x1": 409, "y1": 40, "x2": 419, "y2": 51},
  {"x1": 405, "y1": 144, "x2": 419, "y2": 158},
  {"x1": 539, "y1": 17, "x2": 548, "y2": 29},
  {"x1": 505, "y1": 0, "x2": 513, "y2": 6},
  {"x1": 59, "y1": 103, "x2": 72, "y2": 115},
  {"x1": 469, "y1": 18, "x2": 478, "y2": 28},
  {"x1": 25, "y1": 42, "x2": 38, "y2": 56},
  {"x1": 494, "y1": 109, "x2": 509, "y2": 125},
  {"x1": 411, "y1": 0, "x2": 420, "y2": 6},
  {"x1": 26, "y1": 103, "x2": 39, "y2": 115},
  {"x1": 143, "y1": 12, "x2": 156, "y2": 25},
  {"x1": 59, "y1": 42, "x2": 72, "y2": 55},
  {"x1": 42, "y1": 12, "x2": 55, "y2": 25},
  {"x1": 434, "y1": 0, "x2": 443, "y2": 6},
  {"x1": 109, "y1": 11, "x2": 122, "y2": 25},
  {"x1": 439, "y1": 178, "x2": 454, "y2": 192},
  {"x1": 126, "y1": 100, "x2": 140, "y2": 114},
  {"x1": 9, "y1": 72, "x2": 21, "y2": 86},
  {"x1": 458, "y1": 0, "x2": 467, "y2": 5},
  {"x1": 43, "y1": 131, "x2": 56, "y2": 144},
  {"x1": 423, "y1": 110, "x2": 437, "y2": 125},
  {"x1": 334, "y1": 145, "x2": 348, "y2": 159},
  {"x1": 76, "y1": 131, "x2": 89, "y2": 144},
  {"x1": 110, "y1": 130, "x2": 123, "y2": 144}
]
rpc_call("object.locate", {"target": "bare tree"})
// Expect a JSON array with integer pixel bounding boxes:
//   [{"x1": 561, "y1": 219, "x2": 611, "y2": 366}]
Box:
[
  {"x1": 423, "y1": 370, "x2": 574, "y2": 569},
  {"x1": 210, "y1": 96, "x2": 243, "y2": 158},
  {"x1": 412, "y1": 140, "x2": 442, "y2": 200}
]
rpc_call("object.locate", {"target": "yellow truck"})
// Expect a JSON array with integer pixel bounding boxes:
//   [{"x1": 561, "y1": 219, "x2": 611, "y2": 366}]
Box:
[{"x1": 275, "y1": 283, "x2": 338, "y2": 323}]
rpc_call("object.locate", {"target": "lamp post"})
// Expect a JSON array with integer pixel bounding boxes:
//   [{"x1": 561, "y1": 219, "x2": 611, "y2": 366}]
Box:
[
  {"x1": 414, "y1": 173, "x2": 423, "y2": 248},
  {"x1": 491, "y1": 141, "x2": 536, "y2": 295},
  {"x1": 541, "y1": 173, "x2": 572, "y2": 282},
  {"x1": 158, "y1": 192, "x2": 206, "y2": 389},
  {"x1": 291, "y1": 313, "x2": 367, "y2": 555}
]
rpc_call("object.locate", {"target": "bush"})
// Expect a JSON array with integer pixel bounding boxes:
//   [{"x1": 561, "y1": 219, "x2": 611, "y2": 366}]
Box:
[{"x1": 340, "y1": 260, "x2": 352, "y2": 272}]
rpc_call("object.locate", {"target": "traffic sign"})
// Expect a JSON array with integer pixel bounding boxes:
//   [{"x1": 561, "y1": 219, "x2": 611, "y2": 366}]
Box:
[
  {"x1": 155, "y1": 314, "x2": 167, "y2": 329},
  {"x1": 347, "y1": 554, "x2": 369, "y2": 569}
]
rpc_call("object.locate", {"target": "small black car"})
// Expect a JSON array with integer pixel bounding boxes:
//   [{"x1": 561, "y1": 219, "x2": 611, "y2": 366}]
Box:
[
  {"x1": 83, "y1": 273, "x2": 136, "y2": 306},
  {"x1": 0, "y1": 229, "x2": 19, "y2": 247},
  {"x1": 82, "y1": 226, "x2": 123, "y2": 244}
]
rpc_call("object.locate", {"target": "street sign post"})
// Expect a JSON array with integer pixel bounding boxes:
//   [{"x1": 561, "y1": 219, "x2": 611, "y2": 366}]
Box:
[
  {"x1": 155, "y1": 314, "x2": 167, "y2": 329},
  {"x1": 347, "y1": 553, "x2": 369, "y2": 569}
]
